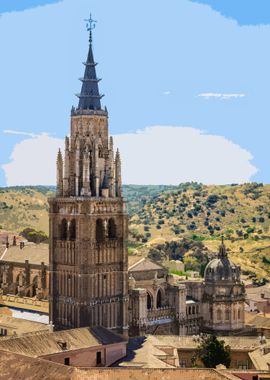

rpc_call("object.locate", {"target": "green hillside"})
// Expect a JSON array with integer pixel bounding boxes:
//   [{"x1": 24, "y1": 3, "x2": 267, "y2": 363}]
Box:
[{"x1": 1, "y1": 182, "x2": 270, "y2": 279}]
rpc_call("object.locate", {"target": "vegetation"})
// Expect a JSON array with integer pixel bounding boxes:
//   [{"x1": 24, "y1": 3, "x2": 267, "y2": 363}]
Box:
[
  {"x1": 192, "y1": 335, "x2": 231, "y2": 368},
  {"x1": 2, "y1": 183, "x2": 270, "y2": 279},
  {"x1": 20, "y1": 227, "x2": 48, "y2": 244}
]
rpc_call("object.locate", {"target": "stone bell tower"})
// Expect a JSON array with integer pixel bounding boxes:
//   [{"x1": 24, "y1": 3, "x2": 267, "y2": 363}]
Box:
[{"x1": 49, "y1": 16, "x2": 129, "y2": 334}]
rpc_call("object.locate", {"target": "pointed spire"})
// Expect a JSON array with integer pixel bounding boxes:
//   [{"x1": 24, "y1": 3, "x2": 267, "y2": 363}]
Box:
[
  {"x1": 218, "y1": 235, "x2": 227, "y2": 259},
  {"x1": 76, "y1": 14, "x2": 104, "y2": 111},
  {"x1": 56, "y1": 149, "x2": 63, "y2": 197}
]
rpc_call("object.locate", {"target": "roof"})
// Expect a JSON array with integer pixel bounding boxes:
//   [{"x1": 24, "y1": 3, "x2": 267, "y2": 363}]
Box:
[
  {"x1": 0, "y1": 350, "x2": 75, "y2": 380},
  {"x1": 246, "y1": 285, "x2": 270, "y2": 302},
  {"x1": 144, "y1": 335, "x2": 266, "y2": 351},
  {"x1": 129, "y1": 258, "x2": 165, "y2": 272},
  {"x1": 0, "y1": 243, "x2": 48, "y2": 265},
  {"x1": 249, "y1": 348, "x2": 270, "y2": 371},
  {"x1": 0, "y1": 349, "x2": 252, "y2": 380},
  {"x1": 77, "y1": 38, "x2": 103, "y2": 110},
  {"x1": 0, "y1": 314, "x2": 49, "y2": 337},
  {"x1": 0, "y1": 326, "x2": 125, "y2": 357},
  {"x1": 247, "y1": 315, "x2": 270, "y2": 329}
]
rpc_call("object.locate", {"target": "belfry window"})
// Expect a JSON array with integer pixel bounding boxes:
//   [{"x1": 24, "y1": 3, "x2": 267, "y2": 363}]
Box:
[
  {"x1": 108, "y1": 218, "x2": 117, "y2": 239},
  {"x1": 60, "y1": 219, "x2": 68, "y2": 240},
  {"x1": 69, "y1": 219, "x2": 76, "y2": 241},
  {"x1": 96, "y1": 219, "x2": 104, "y2": 243}
]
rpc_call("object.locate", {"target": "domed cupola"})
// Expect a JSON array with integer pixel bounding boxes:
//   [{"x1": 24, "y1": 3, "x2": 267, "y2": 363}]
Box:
[{"x1": 204, "y1": 238, "x2": 241, "y2": 283}]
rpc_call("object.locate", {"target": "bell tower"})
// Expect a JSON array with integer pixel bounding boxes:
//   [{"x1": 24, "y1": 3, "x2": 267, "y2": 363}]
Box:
[{"x1": 49, "y1": 15, "x2": 129, "y2": 334}]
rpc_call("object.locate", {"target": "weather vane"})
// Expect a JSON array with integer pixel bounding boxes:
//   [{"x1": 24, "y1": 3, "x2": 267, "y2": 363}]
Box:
[{"x1": 84, "y1": 13, "x2": 97, "y2": 43}]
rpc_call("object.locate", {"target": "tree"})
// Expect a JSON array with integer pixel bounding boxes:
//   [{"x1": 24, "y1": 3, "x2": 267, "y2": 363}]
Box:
[
  {"x1": 192, "y1": 335, "x2": 231, "y2": 368},
  {"x1": 20, "y1": 228, "x2": 48, "y2": 244}
]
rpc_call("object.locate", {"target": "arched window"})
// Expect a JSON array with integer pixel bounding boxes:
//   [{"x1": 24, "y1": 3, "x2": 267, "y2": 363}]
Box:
[
  {"x1": 157, "y1": 289, "x2": 162, "y2": 309},
  {"x1": 238, "y1": 309, "x2": 241, "y2": 320},
  {"x1": 69, "y1": 219, "x2": 76, "y2": 241},
  {"x1": 192, "y1": 306, "x2": 196, "y2": 315},
  {"x1": 233, "y1": 310, "x2": 236, "y2": 320},
  {"x1": 225, "y1": 309, "x2": 230, "y2": 321},
  {"x1": 108, "y1": 218, "x2": 117, "y2": 239},
  {"x1": 217, "y1": 309, "x2": 222, "y2": 321},
  {"x1": 147, "y1": 292, "x2": 153, "y2": 310},
  {"x1": 60, "y1": 219, "x2": 68, "y2": 240},
  {"x1": 96, "y1": 219, "x2": 104, "y2": 243}
]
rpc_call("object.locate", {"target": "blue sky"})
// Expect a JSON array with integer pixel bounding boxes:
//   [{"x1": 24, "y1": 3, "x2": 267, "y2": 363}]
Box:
[{"x1": 0, "y1": 0, "x2": 270, "y2": 185}]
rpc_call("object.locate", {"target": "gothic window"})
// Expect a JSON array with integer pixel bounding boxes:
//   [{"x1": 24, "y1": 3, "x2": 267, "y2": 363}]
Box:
[
  {"x1": 96, "y1": 219, "x2": 104, "y2": 243},
  {"x1": 108, "y1": 218, "x2": 117, "y2": 239},
  {"x1": 217, "y1": 309, "x2": 222, "y2": 321},
  {"x1": 60, "y1": 219, "x2": 68, "y2": 240},
  {"x1": 233, "y1": 309, "x2": 236, "y2": 320},
  {"x1": 157, "y1": 289, "x2": 162, "y2": 309},
  {"x1": 69, "y1": 219, "x2": 76, "y2": 241},
  {"x1": 192, "y1": 306, "x2": 195, "y2": 315},
  {"x1": 238, "y1": 309, "x2": 241, "y2": 319},
  {"x1": 225, "y1": 309, "x2": 230, "y2": 321},
  {"x1": 147, "y1": 292, "x2": 153, "y2": 310}
]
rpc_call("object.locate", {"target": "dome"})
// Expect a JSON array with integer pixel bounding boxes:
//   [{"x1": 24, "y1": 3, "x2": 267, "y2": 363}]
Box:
[{"x1": 204, "y1": 240, "x2": 240, "y2": 282}]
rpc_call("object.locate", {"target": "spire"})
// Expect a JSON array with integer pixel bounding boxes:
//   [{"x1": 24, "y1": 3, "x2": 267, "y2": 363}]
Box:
[
  {"x1": 77, "y1": 14, "x2": 104, "y2": 111},
  {"x1": 56, "y1": 149, "x2": 63, "y2": 197},
  {"x1": 218, "y1": 235, "x2": 227, "y2": 259}
]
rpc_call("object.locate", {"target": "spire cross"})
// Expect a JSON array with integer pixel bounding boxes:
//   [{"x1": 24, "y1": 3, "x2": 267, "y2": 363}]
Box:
[{"x1": 84, "y1": 13, "x2": 97, "y2": 44}]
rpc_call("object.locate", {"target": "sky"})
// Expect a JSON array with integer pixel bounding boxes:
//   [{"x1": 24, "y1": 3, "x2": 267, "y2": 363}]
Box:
[{"x1": 0, "y1": 0, "x2": 270, "y2": 186}]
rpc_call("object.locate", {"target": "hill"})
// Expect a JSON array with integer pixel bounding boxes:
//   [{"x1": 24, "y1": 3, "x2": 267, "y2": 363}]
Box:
[
  {"x1": 128, "y1": 182, "x2": 270, "y2": 280},
  {"x1": 1, "y1": 183, "x2": 270, "y2": 280}
]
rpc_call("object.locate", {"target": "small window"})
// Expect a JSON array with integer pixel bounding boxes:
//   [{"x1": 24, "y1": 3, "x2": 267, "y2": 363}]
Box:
[
  {"x1": 180, "y1": 359, "x2": 186, "y2": 368},
  {"x1": 96, "y1": 351, "x2": 102, "y2": 366},
  {"x1": 64, "y1": 357, "x2": 70, "y2": 366}
]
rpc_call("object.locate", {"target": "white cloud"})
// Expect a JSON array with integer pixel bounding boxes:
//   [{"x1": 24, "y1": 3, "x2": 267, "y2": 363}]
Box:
[
  {"x1": 3, "y1": 130, "x2": 38, "y2": 138},
  {"x1": 2, "y1": 126, "x2": 257, "y2": 186},
  {"x1": 114, "y1": 126, "x2": 257, "y2": 185},
  {"x1": 2, "y1": 134, "x2": 64, "y2": 186},
  {"x1": 163, "y1": 91, "x2": 171, "y2": 95},
  {"x1": 198, "y1": 93, "x2": 246, "y2": 100}
]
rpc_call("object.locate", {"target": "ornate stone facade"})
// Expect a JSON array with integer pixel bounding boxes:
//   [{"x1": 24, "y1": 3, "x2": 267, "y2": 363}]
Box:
[
  {"x1": 49, "y1": 27, "x2": 129, "y2": 333},
  {"x1": 201, "y1": 239, "x2": 245, "y2": 333},
  {"x1": 0, "y1": 240, "x2": 48, "y2": 300},
  {"x1": 128, "y1": 240, "x2": 245, "y2": 336}
]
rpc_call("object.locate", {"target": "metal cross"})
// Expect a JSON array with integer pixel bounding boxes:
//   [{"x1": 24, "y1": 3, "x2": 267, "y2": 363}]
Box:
[{"x1": 84, "y1": 14, "x2": 97, "y2": 43}]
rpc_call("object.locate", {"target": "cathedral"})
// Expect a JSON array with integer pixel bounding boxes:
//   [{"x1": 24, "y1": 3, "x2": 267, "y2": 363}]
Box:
[
  {"x1": 49, "y1": 19, "x2": 129, "y2": 334},
  {"x1": 47, "y1": 18, "x2": 245, "y2": 337}
]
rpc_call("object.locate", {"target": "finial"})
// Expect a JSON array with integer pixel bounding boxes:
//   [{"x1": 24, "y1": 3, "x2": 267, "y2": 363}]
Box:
[
  {"x1": 84, "y1": 13, "x2": 97, "y2": 44},
  {"x1": 218, "y1": 235, "x2": 227, "y2": 258}
]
